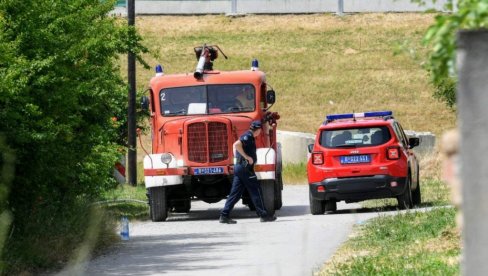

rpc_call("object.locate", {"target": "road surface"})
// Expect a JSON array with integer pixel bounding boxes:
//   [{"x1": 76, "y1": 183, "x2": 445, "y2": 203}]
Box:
[{"x1": 81, "y1": 185, "x2": 384, "y2": 276}]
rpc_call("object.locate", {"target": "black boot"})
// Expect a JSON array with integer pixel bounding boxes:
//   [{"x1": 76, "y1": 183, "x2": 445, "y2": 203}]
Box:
[
  {"x1": 219, "y1": 215, "x2": 237, "y2": 224},
  {"x1": 260, "y1": 215, "x2": 277, "y2": 222}
]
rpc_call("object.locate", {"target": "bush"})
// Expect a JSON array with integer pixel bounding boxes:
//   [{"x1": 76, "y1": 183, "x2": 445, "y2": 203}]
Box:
[{"x1": 0, "y1": 0, "x2": 146, "y2": 273}]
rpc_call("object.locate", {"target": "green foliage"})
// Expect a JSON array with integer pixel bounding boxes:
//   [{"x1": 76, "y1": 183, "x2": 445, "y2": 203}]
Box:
[
  {"x1": 423, "y1": 0, "x2": 488, "y2": 108},
  {"x1": 0, "y1": 0, "x2": 146, "y2": 272}
]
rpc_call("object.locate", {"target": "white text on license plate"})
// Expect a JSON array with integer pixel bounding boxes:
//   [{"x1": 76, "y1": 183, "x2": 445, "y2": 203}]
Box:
[
  {"x1": 194, "y1": 167, "x2": 224, "y2": 175},
  {"x1": 340, "y1": 155, "x2": 371, "y2": 164}
]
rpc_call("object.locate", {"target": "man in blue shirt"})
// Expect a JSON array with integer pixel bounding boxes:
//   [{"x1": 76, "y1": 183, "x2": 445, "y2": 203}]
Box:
[{"x1": 220, "y1": 120, "x2": 277, "y2": 224}]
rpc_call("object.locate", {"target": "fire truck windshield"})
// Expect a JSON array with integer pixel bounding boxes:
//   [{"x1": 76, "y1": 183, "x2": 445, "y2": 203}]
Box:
[{"x1": 160, "y1": 84, "x2": 255, "y2": 116}]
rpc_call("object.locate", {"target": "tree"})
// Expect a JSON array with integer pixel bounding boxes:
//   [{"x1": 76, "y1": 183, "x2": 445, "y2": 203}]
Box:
[
  {"x1": 423, "y1": 0, "x2": 488, "y2": 108},
  {"x1": 0, "y1": 0, "x2": 146, "y2": 271}
]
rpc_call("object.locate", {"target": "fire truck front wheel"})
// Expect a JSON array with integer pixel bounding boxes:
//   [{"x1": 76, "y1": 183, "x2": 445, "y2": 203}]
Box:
[
  {"x1": 149, "y1": 187, "x2": 168, "y2": 222},
  {"x1": 260, "y1": 180, "x2": 275, "y2": 217}
]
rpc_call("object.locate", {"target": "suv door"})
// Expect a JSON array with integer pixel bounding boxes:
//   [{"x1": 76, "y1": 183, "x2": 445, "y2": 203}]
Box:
[{"x1": 394, "y1": 122, "x2": 419, "y2": 189}]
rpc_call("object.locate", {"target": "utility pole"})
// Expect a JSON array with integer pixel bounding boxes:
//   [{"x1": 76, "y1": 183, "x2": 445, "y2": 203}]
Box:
[
  {"x1": 457, "y1": 30, "x2": 488, "y2": 275},
  {"x1": 127, "y1": 0, "x2": 137, "y2": 186}
]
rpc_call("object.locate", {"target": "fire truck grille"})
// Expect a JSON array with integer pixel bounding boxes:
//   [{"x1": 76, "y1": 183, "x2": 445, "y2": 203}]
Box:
[
  {"x1": 188, "y1": 123, "x2": 208, "y2": 163},
  {"x1": 208, "y1": 122, "x2": 228, "y2": 162},
  {"x1": 187, "y1": 122, "x2": 228, "y2": 163}
]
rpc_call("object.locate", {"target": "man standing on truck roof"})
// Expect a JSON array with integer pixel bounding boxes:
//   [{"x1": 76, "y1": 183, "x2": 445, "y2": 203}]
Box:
[{"x1": 220, "y1": 120, "x2": 277, "y2": 224}]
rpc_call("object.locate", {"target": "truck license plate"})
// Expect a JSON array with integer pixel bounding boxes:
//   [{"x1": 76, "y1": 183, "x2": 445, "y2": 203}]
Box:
[
  {"x1": 340, "y1": 155, "x2": 371, "y2": 164},
  {"x1": 194, "y1": 167, "x2": 224, "y2": 175}
]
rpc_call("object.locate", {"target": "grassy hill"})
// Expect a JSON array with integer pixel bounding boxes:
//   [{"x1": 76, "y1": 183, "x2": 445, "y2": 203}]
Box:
[{"x1": 123, "y1": 13, "x2": 456, "y2": 137}]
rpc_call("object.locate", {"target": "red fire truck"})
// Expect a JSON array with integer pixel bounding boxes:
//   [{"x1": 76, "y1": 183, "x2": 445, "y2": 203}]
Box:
[{"x1": 142, "y1": 45, "x2": 282, "y2": 221}]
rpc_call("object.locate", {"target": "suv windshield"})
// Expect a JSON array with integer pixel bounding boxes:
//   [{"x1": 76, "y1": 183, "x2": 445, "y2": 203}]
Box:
[
  {"x1": 160, "y1": 84, "x2": 255, "y2": 116},
  {"x1": 320, "y1": 126, "x2": 391, "y2": 148}
]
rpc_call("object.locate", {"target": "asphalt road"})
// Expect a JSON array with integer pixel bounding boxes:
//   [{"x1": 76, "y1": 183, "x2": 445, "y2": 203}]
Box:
[{"x1": 80, "y1": 185, "x2": 383, "y2": 276}]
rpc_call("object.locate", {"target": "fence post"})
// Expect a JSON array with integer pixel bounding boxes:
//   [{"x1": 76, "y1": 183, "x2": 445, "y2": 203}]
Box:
[
  {"x1": 337, "y1": 0, "x2": 344, "y2": 16},
  {"x1": 457, "y1": 30, "x2": 488, "y2": 275},
  {"x1": 231, "y1": 0, "x2": 237, "y2": 14}
]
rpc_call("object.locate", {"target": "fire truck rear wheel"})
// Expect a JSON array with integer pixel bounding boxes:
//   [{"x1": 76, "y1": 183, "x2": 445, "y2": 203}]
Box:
[
  {"x1": 174, "y1": 199, "x2": 191, "y2": 213},
  {"x1": 149, "y1": 186, "x2": 168, "y2": 222},
  {"x1": 247, "y1": 200, "x2": 256, "y2": 211},
  {"x1": 261, "y1": 180, "x2": 275, "y2": 216},
  {"x1": 274, "y1": 173, "x2": 283, "y2": 210}
]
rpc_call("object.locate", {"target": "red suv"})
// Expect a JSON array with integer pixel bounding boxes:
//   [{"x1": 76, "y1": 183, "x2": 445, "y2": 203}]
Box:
[{"x1": 307, "y1": 111, "x2": 421, "y2": 214}]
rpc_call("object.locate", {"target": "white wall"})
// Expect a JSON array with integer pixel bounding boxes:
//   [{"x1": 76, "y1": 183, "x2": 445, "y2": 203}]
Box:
[{"x1": 116, "y1": 0, "x2": 452, "y2": 15}]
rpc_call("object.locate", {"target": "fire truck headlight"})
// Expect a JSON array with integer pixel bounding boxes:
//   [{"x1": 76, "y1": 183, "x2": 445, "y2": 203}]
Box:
[
  {"x1": 160, "y1": 153, "x2": 172, "y2": 164},
  {"x1": 177, "y1": 159, "x2": 184, "y2": 167}
]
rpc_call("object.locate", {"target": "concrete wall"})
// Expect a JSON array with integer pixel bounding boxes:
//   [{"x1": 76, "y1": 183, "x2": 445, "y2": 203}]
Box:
[
  {"x1": 114, "y1": 0, "x2": 451, "y2": 15},
  {"x1": 278, "y1": 130, "x2": 435, "y2": 164},
  {"x1": 277, "y1": 130, "x2": 316, "y2": 165},
  {"x1": 404, "y1": 130, "x2": 436, "y2": 155}
]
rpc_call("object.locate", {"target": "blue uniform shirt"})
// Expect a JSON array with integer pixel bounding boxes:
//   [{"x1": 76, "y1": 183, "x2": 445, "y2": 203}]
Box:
[{"x1": 236, "y1": 130, "x2": 257, "y2": 165}]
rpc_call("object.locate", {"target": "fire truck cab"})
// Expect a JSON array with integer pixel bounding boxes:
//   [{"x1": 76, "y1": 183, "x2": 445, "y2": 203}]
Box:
[{"x1": 143, "y1": 45, "x2": 282, "y2": 221}]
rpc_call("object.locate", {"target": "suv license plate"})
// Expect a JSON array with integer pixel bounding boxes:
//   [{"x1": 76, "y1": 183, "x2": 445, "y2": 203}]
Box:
[
  {"x1": 194, "y1": 167, "x2": 224, "y2": 175},
  {"x1": 340, "y1": 155, "x2": 371, "y2": 164}
]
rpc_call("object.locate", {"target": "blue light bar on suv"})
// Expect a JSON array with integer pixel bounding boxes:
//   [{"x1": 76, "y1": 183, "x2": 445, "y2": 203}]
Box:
[{"x1": 326, "y1": 111, "x2": 393, "y2": 121}]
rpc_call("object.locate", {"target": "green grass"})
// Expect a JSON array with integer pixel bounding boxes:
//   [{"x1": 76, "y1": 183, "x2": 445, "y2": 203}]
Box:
[
  {"x1": 319, "y1": 207, "x2": 460, "y2": 275},
  {"x1": 362, "y1": 178, "x2": 451, "y2": 210},
  {"x1": 100, "y1": 184, "x2": 149, "y2": 220},
  {"x1": 283, "y1": 162, "x2": 308, "y2": 184}
]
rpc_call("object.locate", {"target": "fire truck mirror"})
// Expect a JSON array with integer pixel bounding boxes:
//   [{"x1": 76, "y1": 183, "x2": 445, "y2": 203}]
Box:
[
  {"x1": 266, "y1": 90, "x2": 276, "y2": 104},
  {"x1": 140, "y1": 96, "x2": 150, "y2": 112}
]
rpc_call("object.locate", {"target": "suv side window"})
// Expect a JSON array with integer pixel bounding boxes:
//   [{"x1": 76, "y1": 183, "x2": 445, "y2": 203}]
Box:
[{"x1": 392, "y1": 122, "x2": 408, "y2": 148}]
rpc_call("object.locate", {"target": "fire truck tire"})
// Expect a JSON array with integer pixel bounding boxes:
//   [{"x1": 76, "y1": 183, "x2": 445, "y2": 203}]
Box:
[
  {"x1": 246, "y1": 200, "x2": 256, "y2": 211},
  {"x1": 261, "y1": 180, "x2": 275, "y2": 216},
  {"x1": 274, "y1": 174, "x2": 283, "y2": 210},
  {"x1": 309, "y1": 191, "x2": 325, "y2": 215},
  {"x1": 397, "y1": 176, "x2": 413, "y2": 210},
  {"x1": 149, "y1": 187, "x2": 168, "y2": 222},
  {"x1": 174, "y1": 199, "x2": 191, "y2": 213}
]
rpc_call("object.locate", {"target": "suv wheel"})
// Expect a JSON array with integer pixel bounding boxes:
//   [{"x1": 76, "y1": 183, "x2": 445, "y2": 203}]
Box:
[
  {"x1": 412, "y1": 172, "x2": 422, "y2": 207},
  {"x1": 309, "y1": 191, "x2": 325, "y2": 215},
  {"x1": 149, "y1": 186, "x2": 168, "y2": 221},
  {"x1": 324, "y1": 200, "x2": 337, "y2": 213},
  {"x1": 397, "y1": 177, "x2": 413, "y2": 210}
]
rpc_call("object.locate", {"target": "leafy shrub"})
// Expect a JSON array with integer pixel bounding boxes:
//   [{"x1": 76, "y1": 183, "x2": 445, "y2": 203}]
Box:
[{"x1": 0, "y1": 0, "x2": 146, "y2": 272}]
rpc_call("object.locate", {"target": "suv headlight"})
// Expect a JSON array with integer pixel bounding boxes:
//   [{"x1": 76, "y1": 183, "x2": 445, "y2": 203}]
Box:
[{"x1": 160, "y1": 153, "x2": 173, "y2": 164}]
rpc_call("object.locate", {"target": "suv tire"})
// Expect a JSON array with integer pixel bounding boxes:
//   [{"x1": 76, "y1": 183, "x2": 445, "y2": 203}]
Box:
[
  {"x1": 150, "y1": 186, "x2": 168, "y2": 221},
  {"x1": 397, "y1": 177, "x2": 413, "y2": 210},
  {"x1": 324, "y1": 200, "x2": 337, "y2": 213},
  {"x1": 412, "y1": 172, "x2": 421, "y2": 206},
  {"x1": 309, "y1": 192, "x2": 325, "y2": 215}
]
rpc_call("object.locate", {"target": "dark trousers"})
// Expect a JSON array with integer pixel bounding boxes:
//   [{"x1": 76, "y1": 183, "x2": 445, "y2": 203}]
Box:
[{"x1": 221, "y1": 164, "x2": 268, "y2": 218}]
